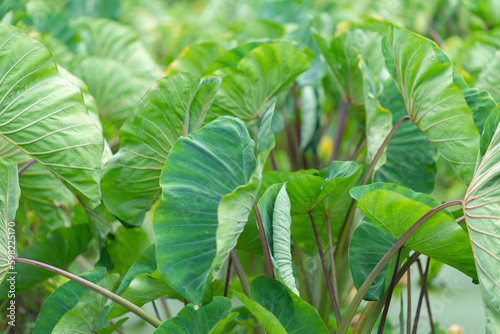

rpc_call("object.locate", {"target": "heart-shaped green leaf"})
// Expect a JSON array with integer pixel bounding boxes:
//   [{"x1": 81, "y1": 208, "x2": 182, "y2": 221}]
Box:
[
  {"x1": 208, "y1": 42, "x2": 312, "y2": 120},
  {"x1": 0, "y1": 22, "x2": 104, "y2": 206},
  {"x1": 464, "y1": 118, "x2": 500, "y2": 329},
  {"x1": 351, "y1": 183, "x2": 477, "y2": 280},
  {"x1": 153, "y1": 110, "x2": 273, "y2": 304},
  {"x1": 382, "y1": 24, "x2": 480, "y2": 183},
  {"x1": 102, "y1": 73, "x2": 220, "y2": 226}
]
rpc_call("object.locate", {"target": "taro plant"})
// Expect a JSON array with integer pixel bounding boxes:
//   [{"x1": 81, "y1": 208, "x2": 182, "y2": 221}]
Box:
[{"x1": 1, "y1": 1, "x2": 500, "y2": 333}]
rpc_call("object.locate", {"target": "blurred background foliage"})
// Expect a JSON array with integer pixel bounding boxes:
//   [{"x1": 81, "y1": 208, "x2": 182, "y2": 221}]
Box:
[{"x1": 1, "y1": 0, "x2": 499, "y2": 332}]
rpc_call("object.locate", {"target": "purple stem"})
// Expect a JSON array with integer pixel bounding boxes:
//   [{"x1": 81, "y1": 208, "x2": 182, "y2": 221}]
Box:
[
  {"x1": 308, "y1": 212, "x2": 342, "y2": 323},
  {"x1": 331, "y1": 100, "x2": 350, "y2": 161},
  {"x1": 18, "y1": 160, "x2": 37, "y2": 176},
  {"x1": 377, "y1": 247, "x2": 403, "y2": 333}
]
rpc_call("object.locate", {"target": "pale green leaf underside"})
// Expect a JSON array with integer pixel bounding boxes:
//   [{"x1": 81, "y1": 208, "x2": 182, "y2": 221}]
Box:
[
  {"x1": 0, "y1": 22, "x2": 104, "y2": 206},
  {"x1": 464, "y1": 120, "x2": 500, "y2": 330},
  {"x1": 382, "y1": 24, "x2": 480, "y2": 183},
  {"x1": 0, "y1": 159, "x2": 19, "y2": 284},
  {"x1": 102, "y1": 73, "x2": 220, "y2": 226}
]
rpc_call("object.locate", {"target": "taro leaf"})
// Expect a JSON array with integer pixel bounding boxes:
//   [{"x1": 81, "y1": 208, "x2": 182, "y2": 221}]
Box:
[
  {"x1": 166, "y1": 42, "x2": 226, "y2": 77},
  {"x1": 350, "y1": 183, "x2": 477, "y2": 280},
  {"x1": 0, "y1": 159, "x2": 19, "y2": 284},
  {"x1": 260, "y1": 161, "x2": 361, "y2": 251},
  {"x1": 71, "y1": 17, "x2": 162, "y2": 80},
  {"x1": 33, "y1": 268, "x2": 108, "y2": 334},
  {"x1": 0, "y1": 22, "x2": 104, "y2": 206},
  {"x1": 208, "y1": 42, "x2": 312, "y2": 120},
  {"x1": 373, "y1": 78, "x2": 439, "y2": 194},
  {"x1": 116, "y1": 244, "x2": 156, "y2": 295},
  {"x1": 314, "y1": 30, "x2": 367, "y2": 109},
  {"x1": 349, "y1": 217, "x2": 409, "y2": 301},
  {"x1": 108, "y1": 270, "x2": 180, "y2": 319},
  {"x1": 462, "y1": 88, "x2": 496, "y2": 135},
  {"x1": 480, "y1": 103, "x2": 500, "y2": 156},
  {"x1": 382, "y1": 24, "x2": 480, "y2": 183},
  {"x1": 72, "y1": 57, "x2": 152, "y2": 126},
  {"x1": 101, "y1": 73, "x2": 221, "y2": 226},
  {"x1": 235, "y1": 276, "x2": 328, "y2": 333},
  {"x1": 204, "y1": 41, "x2": 269, "y2": 74},
  {"x1": 52, "y1": 274, "x2": 119, "y2": 334},
  {"x1": 361, "y1": 59, "x2": 393, "y2": 171},
  {"x1": 463, "y1": 119, "x2": 500, "y2": 329},
  {"x1": 477, "y1": 51, "x2": 500, "y2": 103},
  {"x1": 257, "y1": 183, "x2": 299, "y2": 295},
  {"x1": 0, "y1": 225, "x2": 92, "y2": 297},
  {"x1": 153, "y1": 296, "x2": 234, "y2": 334},
  {"x1": 154, "y1": 110, "x2": 274, "y2": 304}
]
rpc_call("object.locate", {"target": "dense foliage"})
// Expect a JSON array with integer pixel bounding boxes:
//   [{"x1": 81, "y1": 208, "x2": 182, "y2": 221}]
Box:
[{"x1": 1, "y1": 0, "x2": 500, "y2": 333}]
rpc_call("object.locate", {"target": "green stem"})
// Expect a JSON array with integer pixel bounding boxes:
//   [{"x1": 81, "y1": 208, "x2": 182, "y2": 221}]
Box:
[
  {"x1": 337, "y1": 200, "x2": 462, "y2": 333},
  {"x1": 253, "y1": 203, "x2": 275, "y2": 278},
  {"x1": 159, "y1": 297, "x2": 171, "y2": 320},
  {"x1": 407, "y1": 255, "x2": 412, "y2": 334},
  {"x1": 13, "y1": 258, "x2": 162, "y2": 328}
]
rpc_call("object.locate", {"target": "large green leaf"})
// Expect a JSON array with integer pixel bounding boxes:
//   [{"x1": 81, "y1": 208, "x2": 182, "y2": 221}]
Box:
[
  {"x1": 235, "y1": 276, "x2": 328, "y2": 334},
  {"x1": 0, "y1": 159, "x2": 19, "y2": 284},
  {"x1": 71, "y1": 17, "x2": 162, "y2": 80},
  {"x1": 72, "y1": 57, "x2": 152, "y2": 126},
  {"x1": 382, "y1": 24, "x2": 480, "y2": 183},
  {"x1": 350, "y1": 183, "x2": 477, "y2": 280},
  {"x1": 477, "y1": 51, "x2": 500, "y2": 103},
  {"x1": 260, "y1": 161, "x2": 361, "y2": 251},
  {"x1": 0, "y1": 22, "x2": 104, "y2": 206},
  {"x1": 153, "y1": 113, "x2": 272, "y2": 304},
  {"x1": 115, "y1": 244, "x2": 156, "y2": 295},
  {"x1": 166, "y1": 42, "x2": 226, "y2": 77},
  {"x1": 464, "y1": 119, "x2": 500, "y2": 330},
  {"x1": 349, "y1": 217, "x2": 409, "y2": 301},
  {"x1": 480, "y1": 104, "x2": 500, "y2": 156},
  {"x1": 153, "y1": 296, "x2": 234, "y2": 334},
  {"x1": 52, "y1": 274, "x2": 119, "y2": 334},
  {"x1": 208, "y1": 42, "x2": 312, "y2": 120},
  {"x1": 101, "y1": 73, "x2": 220, "y2": 226},
  {"x1": 0, "y1": 225, "x2": 92, "y2": 297},
  {"x1": 33, "y1": 268, "x2": 108, "y2": 334},
  {"x1": 257, "y1": 183, "x2": 298, "y2": 295}
]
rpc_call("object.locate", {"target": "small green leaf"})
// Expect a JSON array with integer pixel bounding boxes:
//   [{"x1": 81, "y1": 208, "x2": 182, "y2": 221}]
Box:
[
  {"x1": 33, "y1": 268, "x2": 108, "y2": 334},
  {"x1": 236, "y1": 276, "x2": 328, "y2": 333},
  {"x1": 166, "y1": 42, "x2": 226, "y2": 77},
  {"x1": 52, "y1": 274, "x2": 119, "y2": 334},
  {"x1": 153, "y1": 297, "x2": 233, "y2": 334},
  {"x1": 349, "y1": 217, "x2": 408, "y2": 300}
]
